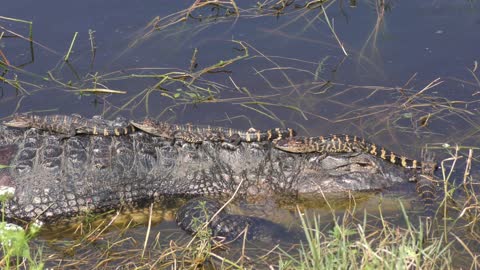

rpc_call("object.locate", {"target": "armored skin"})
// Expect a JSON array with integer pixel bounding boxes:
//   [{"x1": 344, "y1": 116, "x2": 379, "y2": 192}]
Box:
[
  {"x1": 0, "y1": 124, "x2": 410, "y2": 223},
  {"x1": 1, "y1": 114, "x2": 436, "y2": 240}
]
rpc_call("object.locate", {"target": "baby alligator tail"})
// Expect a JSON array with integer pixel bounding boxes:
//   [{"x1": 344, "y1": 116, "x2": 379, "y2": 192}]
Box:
[
  {"x1": 77, "y1": 124, "x2": 136, "y2": 136},
  {"x1": 274, "y1": 134, "x2": 424, "y2": 169},
  {"x1": 415, "y1": 175, "x2": 436, "y2": 218},
  {"x1": 174, "y1": 124, "x2": 296, "y2": 143},
  {"x1": 416, "y1": 150, "x2": 438, "y2": 218}
]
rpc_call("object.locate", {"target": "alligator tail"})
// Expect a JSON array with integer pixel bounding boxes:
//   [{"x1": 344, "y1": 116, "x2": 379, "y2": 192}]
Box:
[
  {"x1": 86, "y1": 125, "x2": 136, "y2": 136},
  {"x1": 416, "y1": 175, "x2": 436, "y2": 218},
  {"x1": 416, "y1": 149, "x2": 439, "y2": 218},
  {"x1": 366, "y1": 143, "x2": 422, "y2": 169},
  {"x1": 243, "y1": 128, "x2": 296, "y2": 142},
  {"x1": 332, "y1": 134, "x2": 423, "y2": 169},
  {"x1": 274, "y1": 134, "x2": 423, "y2": 169}
]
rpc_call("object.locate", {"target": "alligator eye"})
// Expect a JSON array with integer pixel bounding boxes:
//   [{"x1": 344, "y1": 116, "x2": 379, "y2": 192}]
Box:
[{"x1": 356, "y1": 161, "x2": 371, "y2": 167}]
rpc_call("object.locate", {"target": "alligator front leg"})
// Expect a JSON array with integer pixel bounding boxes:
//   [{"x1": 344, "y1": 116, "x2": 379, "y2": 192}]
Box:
[{"x1": 176, "y1": 198, "x2": 299, "y2": 242}]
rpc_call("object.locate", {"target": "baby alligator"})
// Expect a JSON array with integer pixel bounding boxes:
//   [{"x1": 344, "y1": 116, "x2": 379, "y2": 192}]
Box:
[
  {"x1": 3, "y1": 114, "x2": 135, "y2": 137},
  {"x1": 274, "y1": 134, "x2": 426, "y2": 169},
  {"x1": 130, "y1": 118, "x2": 296, "y2": 144}
]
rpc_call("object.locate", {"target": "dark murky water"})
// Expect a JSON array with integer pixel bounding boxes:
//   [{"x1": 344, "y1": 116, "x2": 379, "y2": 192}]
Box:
[{"x1": 2, "y1": 0, "x2": 480, "y2": 267}]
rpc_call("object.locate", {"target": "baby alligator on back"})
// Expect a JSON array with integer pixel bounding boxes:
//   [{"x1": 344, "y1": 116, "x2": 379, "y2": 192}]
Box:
[
  {"x1": 4, "y1": 114, "x2": 135, "y2": 137},
  {"x1": 4, "y1": 114, "x2": 296, "y2": 145},
  {"x1": 130, "y1": 118, "x2": 296, "y2": 144},
  {"x1": 274, "y1": 134, "x2": 431, "y2": 169}
]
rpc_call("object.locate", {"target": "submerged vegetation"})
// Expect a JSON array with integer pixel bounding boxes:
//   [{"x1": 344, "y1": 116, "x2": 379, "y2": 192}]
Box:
[{"x1": 1, "y1": 0, "x2": 480, "y2": 269}]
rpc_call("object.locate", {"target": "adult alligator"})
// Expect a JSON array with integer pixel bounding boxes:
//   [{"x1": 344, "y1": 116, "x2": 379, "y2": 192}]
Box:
[{"x1": 0, "y1": 121, "x2": 430, "y2": 240}]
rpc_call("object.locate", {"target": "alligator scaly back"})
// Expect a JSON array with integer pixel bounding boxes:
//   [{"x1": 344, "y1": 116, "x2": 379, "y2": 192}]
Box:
[
  {"x1": 3, "y1": 114, "x2": 135, "y2": 137},
  {"x1": 274, "y1": 134, "x2": 424, "y2": 169},
  {"x1": 130, "y1": 118, "x2": 296, "y2": 144}
]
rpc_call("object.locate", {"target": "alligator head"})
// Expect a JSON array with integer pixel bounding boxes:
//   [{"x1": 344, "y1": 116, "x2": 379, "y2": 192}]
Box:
[
  {"x1": 130, "y1": 118, "x2": 174, "y2": 139},
  {"x1": 3, "y1": 114, "x2": 32, "y2": 128}
]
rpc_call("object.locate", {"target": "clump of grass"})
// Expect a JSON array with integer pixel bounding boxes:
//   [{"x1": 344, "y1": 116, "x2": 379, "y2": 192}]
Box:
[
  {"x1": 178, "y1": 200, "x2": 216, "y2": 269},
  {"x1": 132, "y1": 0, "x2": 335, "y2": 46},
  {"x1": 0, "y1": 16, "x2": 35, "y2": 95},
  {"x1": 0, "y1": 189, "x2": 44, "y2": 270},
  {"x1": 276, "y1": 206, "x2": 450, "y2": 269}
]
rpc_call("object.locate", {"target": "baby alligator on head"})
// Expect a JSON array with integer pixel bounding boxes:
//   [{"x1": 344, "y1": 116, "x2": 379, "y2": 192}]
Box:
[
  {"x1": 130, "y1": 118, "x2": 296, "y2": 144},
  {"x1": 274, "y1": 134, "x2": 439, "y2": 218},
  {"x1": 4, "y1": 114, "x2": 135, "y2": 137},
  {"x1": 274, "y1": 134, "x2": 432, "y2": 169}
]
